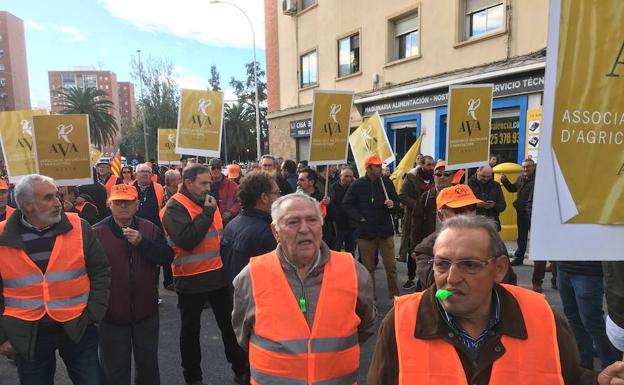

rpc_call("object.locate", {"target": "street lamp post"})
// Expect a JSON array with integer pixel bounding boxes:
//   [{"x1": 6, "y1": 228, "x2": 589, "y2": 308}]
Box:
[
  {"x1": 137, "y1": 49, "x2": 150, "y2": 161},
  {"x1": 210, "y1": 0, "x2": 262, "y2": 160}
]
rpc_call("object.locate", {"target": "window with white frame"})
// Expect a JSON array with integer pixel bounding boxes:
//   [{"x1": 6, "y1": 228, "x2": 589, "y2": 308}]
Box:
[
  {"x1": 465, "y1": 0, "x2": 504, "y2": 39},
  {"x1": 300, "y1": 50, "x2": 317, "y2": 88},
  {"x1": 338, "y1": 34, "x2": 360, "y2": 77},
  {"x1": 393, "y1": 13, "x2": 419, "y2": 61},
  {"x1": 300, "y1": 0, "x2": 315, "y2": 11}
]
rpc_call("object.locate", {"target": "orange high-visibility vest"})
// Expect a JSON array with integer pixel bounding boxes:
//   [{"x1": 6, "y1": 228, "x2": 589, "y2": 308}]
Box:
[
  {"x1": 153, "y1": 182, "x2": 164, "y2": 209},
  {"x1": 162, "y1": 192, "x2": 223, "y2": 277},
  {"x1": 74, "y1": 201, "x2": 97, "y2": 215},
  {"x1": 104, "y1": 175, "x2": 119, "y2": 196},
  {"x1": 248, "y1": 250, "x2": 360, "y2": 385},
  {"x1": 394, "y1": 284, "x2": 564, "y2": 385},
  {"x1": 0, "y1": 213, "x2": 90, "y2": 322},
  {"x1": 1, "y1": 206, "x2": 15, "y2": 222}
]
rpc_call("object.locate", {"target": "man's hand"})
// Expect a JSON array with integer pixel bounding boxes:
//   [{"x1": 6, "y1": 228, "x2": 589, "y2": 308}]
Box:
[
  {"x1": 204, "y1": 194, "x2": 218, "y2": 209},
  {"x1": 321, "y1": 196, "x2": 330, "y2": 206},
  {"x1": 0, "y1": 341, "x2": 15, "y2": 357},
  {"x1": 500, "y1": 174, "x2": 508, "y2": 182},
  {"x1": 598, "y1": 361, "x2": 624, "y2": 385},
  {"x1": 122, "y1": 228, "x2": 143, "y2": 246},
  {"x1": 384, "y1": 199, "x2": 394, "y2": 209}
]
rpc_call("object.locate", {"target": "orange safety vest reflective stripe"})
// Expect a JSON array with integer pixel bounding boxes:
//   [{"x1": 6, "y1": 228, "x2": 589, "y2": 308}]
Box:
[
  {"x1": 248, "y1": 250, "x2": 360, "y2": 385},
  {"x1": 394, "y1": 284, "x2": 564, "y2": 385},
  {"x1": 2, "y1": 206, "x2": 15, "y2": 222},
  {"x1": 104, "y1": 175, "x2": 119, "y2": 196},
  {"x1": 0, "y1": 213, "x2": 90, "y2": 322},
  {"x1": 162, "y1": 192, "x2": 223, "y2": 277}
]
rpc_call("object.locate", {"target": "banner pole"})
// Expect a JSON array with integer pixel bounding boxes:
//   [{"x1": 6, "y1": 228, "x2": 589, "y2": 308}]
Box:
[
  {"x1": 324, "y1": 165, "x2": 331, "y2": 197},
  {"x1": 380, "y1": 174, "x2": 390, "y2": 201}
]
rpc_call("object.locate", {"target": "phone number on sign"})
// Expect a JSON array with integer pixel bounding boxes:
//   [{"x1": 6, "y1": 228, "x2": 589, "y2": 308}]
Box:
[{"x1": 490, "y1": 132, "x2": 519, "y2": 145}]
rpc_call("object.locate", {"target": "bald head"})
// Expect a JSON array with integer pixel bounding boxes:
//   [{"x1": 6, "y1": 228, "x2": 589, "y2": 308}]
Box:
[{"x1": 477, "y1": 165, "x2": 493, "y2": 183}]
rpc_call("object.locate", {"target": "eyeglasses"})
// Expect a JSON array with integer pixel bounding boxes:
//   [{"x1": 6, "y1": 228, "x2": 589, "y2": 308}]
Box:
[
  {"x1": 434, "y1": 171, "x2": 454, "y2": 177},
  {"x1": 445, "y1": 204, "x2": 477, "y2": 214},
  {"x1": 429, "y1": 257, "x2": 496, "y2": 275}
]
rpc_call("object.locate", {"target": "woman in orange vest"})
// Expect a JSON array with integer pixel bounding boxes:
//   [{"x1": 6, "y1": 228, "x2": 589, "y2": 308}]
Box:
[{"x1": 232, "y1": 193, "x2": 376, "y2": 385}]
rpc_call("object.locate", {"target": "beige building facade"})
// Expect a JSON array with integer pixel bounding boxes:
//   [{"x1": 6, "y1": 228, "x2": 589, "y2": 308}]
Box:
[{"x1": 265, "y1": 0, "x2": 548, "y2": 165}]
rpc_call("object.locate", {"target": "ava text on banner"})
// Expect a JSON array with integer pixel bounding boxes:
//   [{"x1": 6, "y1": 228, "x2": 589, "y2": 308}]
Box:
[
  {"x1": 531, "y1": 0, "x2": 624, "y2": 261},
  {"x1": 0, "y1": 110, "x2": 48, "y2": 183},
  {"x1": 445, "y1": 84, "x2": 493, "y2": 170},
  {"x1": 308, "y1": 90, "x2": 354, "y2": 166},
  {"x1": 348, "y1": 112, "x2": 395, "y2": 177},
  {"x1": 176, "y1": 89, "x2": 224, "y2": 158},
  {"x1": 32, "y1": 114, "x2": 93, "y2": 186},
  {"x1": 158, "y1": 128, "x2": 180, "y2": 164}
]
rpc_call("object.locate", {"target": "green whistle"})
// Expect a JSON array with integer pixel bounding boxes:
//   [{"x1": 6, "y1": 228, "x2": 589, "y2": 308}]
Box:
[
  {"x1": 299, "y1": 297, "x2": 307, "y2": 314},
  {"x1": 435, "y1": 289, "x2": 454, "y2": 301}
]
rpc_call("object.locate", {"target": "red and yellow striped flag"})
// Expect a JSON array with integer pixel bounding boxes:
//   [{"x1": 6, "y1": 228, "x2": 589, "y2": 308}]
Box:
[{"x1": 111, "y1": 150, "x2": 122, "y2": 177}]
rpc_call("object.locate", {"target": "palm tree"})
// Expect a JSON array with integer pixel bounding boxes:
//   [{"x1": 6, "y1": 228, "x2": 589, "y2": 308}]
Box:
[
  {"x1": 223, "y1": 102, "x2": 255, "y2": 161},
  {"x1": 55, "y1": 86, "x2": 119, "y2": 149}
]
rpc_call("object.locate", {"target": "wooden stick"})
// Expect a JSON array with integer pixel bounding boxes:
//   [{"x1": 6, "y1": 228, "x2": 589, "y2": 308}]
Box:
[
  {"x1": 380, "y1": 174, "x2": 390, "y2": 201},
  {"x1": 324, "y1": 165, "x2": 331, "y2": 197}
]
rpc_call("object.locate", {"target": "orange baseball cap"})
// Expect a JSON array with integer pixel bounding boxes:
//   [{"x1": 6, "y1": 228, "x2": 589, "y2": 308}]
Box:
[
  {"x1": 228, "y1": 164, "x2": 241, "y2": 179},
  {"x1": 109, "y1": 184, "x2": 138, "y2": 201},
  {"x1": 0, "y1": 179, "x2": 8, "y2": 190},
  {"x1": 436, "y1": 185, "x2": 483, "y2": 210},
  {"x1": 434, "y1": 159, "x2": 446, "y2": 171},
  {"x1": 364, "y1": 154, "x2": 383, "y2": 168}
]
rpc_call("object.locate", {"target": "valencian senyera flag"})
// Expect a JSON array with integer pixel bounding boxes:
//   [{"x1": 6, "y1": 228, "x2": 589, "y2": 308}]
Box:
[
  {"x1": 0, "y1": 109, "x2": 48, "y2": 183},
  {"x1": 111, "y1": 150, "x2": 122, "y2": 177},
  {"x1": 32, "y1": 114, "x2": 93, "y2": 186},
  {"x1": 445, "y1": 84, "x2": 493, "y2": 170},
  {"x1": 176, "y1": 89, "x2": 224, "y2": 158},
  {"x1": 390, "y1": 131, "x2": 424, "y2": 192},
  {"x1": 349, "y1": 112, "x2": 395, "y2": 177},
  {"x1": 158, "y1": 128, "x2": 180, "y2": 164},
  {"x1": 308, "y1": 90, "x2": 354, "y2": 166}
]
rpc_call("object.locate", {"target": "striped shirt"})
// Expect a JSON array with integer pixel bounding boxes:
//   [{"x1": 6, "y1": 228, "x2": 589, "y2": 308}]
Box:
[{"x1": 19, "y1": 215, "x2": 57, "y2": 273}]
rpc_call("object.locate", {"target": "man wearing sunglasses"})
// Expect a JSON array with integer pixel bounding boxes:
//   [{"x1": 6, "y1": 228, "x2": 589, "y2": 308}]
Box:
[
  {"x1": 368, "y1": 214, "x2": 624, "y2": 385},
  {"x1": 412, "y1": 184, "x2": 516, "y2": 289},
  {"x1": 208, "y1": 158, "x2": 240, "y2": 226}
]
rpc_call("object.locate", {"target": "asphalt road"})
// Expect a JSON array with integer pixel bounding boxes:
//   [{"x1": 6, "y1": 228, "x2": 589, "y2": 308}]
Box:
[{"x1": 0, "y1": 240, "x2": 563, "y2": 384}]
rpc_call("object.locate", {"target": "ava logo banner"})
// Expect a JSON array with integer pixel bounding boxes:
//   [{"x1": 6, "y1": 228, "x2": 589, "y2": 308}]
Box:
[
  {"x1": 308, "y1": 90, "x2": 354, "y2": 166},
  {"x1": 176, "y1": 89, "x2": 224, "y2": 158},
  {"x1": 158, "y1": 128, "x2": 180, "y2": 164},
  {"x1": 32, "y1": 114, "x2": 92, "y2": 186},
  {"x1": 348, "y1": 112, "x2": 394, "y2": 177},
  {"x1": 446, "y1": 84, "x2": 493, "y2": 170},
  {"x1": 550, "y1": 0, "x2": 624, "y2": 224},
  {"x1": 0, "y1": 109, "x2": 47, "y2": 183}
]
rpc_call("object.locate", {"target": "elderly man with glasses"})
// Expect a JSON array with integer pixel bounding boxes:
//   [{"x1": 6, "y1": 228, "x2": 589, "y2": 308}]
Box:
[{"x1": 368, "y1": 214, "x2": 624, "y2": 385}]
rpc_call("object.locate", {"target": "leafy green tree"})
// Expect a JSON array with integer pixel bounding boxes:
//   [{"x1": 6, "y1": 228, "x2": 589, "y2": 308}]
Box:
[
  {"x1": 229, "y1": 61, "x2": 267, "y2": 155},
  {"x1": 121, "y1": 56, "x2": 179, "y2": 160},
  {"x1": 55, "y1": 86, "x2": 119, "y2": 149},
  {"x1": 222, "y1": 102, "x2": 255, "y2": 162},
  {"x1": 209, "y1": 64, "x2": 221, "y2": 91}
]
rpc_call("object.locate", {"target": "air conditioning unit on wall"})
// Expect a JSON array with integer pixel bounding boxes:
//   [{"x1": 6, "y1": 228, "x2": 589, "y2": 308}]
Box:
[{"x1": 282, "y1": 0, "x2": 297, "y2": 15}]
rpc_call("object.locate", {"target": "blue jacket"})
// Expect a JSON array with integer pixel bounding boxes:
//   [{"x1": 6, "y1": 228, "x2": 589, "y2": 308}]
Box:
[{"x1": 220, "y1": 207, "x2": 277, "y2": 283}]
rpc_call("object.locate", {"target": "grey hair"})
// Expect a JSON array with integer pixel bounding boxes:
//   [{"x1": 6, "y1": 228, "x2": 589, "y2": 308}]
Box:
[
  {"x1": 437, "y1": 215, "x2": 507, "y2": 258},
  {"x1": 164, "y1": 169, "x2": 180, "y2": 185},
  {"x1": 270, "y1": 192, "x2": 323, "y2": 229},
  {"x1": 136, "y1": 163, "x2": 152, "y2": 173},
  {"x1": 260, "y1": 154, "x2": 276, "y2": 164},
  {"x1": 14, "y1": 174, "x2": 56, "y2": 210}
]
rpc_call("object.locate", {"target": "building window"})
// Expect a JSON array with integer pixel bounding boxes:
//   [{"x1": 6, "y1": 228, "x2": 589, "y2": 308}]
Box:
[
  {"x1": 338, "y1": 34, "x2": 360, "y2": 77},
  {"x1": 84, "y1": 75, "x2": 97, "y2": 89},
  {"x1": 0, "y1": 79, "x2": 6, "y2": 87},
  {"x1": 392, "y1": 13, "x2": 419, "y2": 61},
  {"x1": 62, "y1": 73, "x2": 76, "y2": 89},
  {"x1": 300, "y1": 0, "x2": 315, "y2": 11},
  {"x1": 0, "y1": 64, "x2": 4, "y2": 71},
  {"x1": 300, "y1": 50, "x2": 317, "y2": 88},
  {"x1": 0, "y1": 49, "x2": 4, "y2": 58},
  {"x1": 465, "y1": 0, "x2": 504, "y2": 39}
]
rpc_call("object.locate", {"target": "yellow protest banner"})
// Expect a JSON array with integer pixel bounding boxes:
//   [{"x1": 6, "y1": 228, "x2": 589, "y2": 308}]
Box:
[
  {"x1": 176, "y1": 89, "x2": 224, "y2": 158},
  {"x1": 390, "y1": 132, "x2": 423, "y2": 192},
  {"x1": 349, "y1": 112, "x2": 395, "y2": 176},
  {"x1": 32, "y1": 114, "x2": 93, "y2": 186},
  {"x1": 445, "y1": 84, "x2": 493, "y2": 170},
  {"x1": 550, "y1": 0, "x2": 624, "y2": 224},
  {"x1": 158, "y1": 128, "x2": 180, "y2": 164},
  {"x1": 308, "y1": 90, "x2": 354, "y2": 166},
  {"x1": 525, "y1": 108, "x2": 542, "y2": 162},
  {"x1": 0, "y1": 109, "x2": 48, "y2": 183}
]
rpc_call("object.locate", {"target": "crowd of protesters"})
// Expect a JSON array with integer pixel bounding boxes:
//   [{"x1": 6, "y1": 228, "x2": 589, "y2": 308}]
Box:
[{"x1": 1, "y1": 152, "x2": 624, "y2": 385}]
